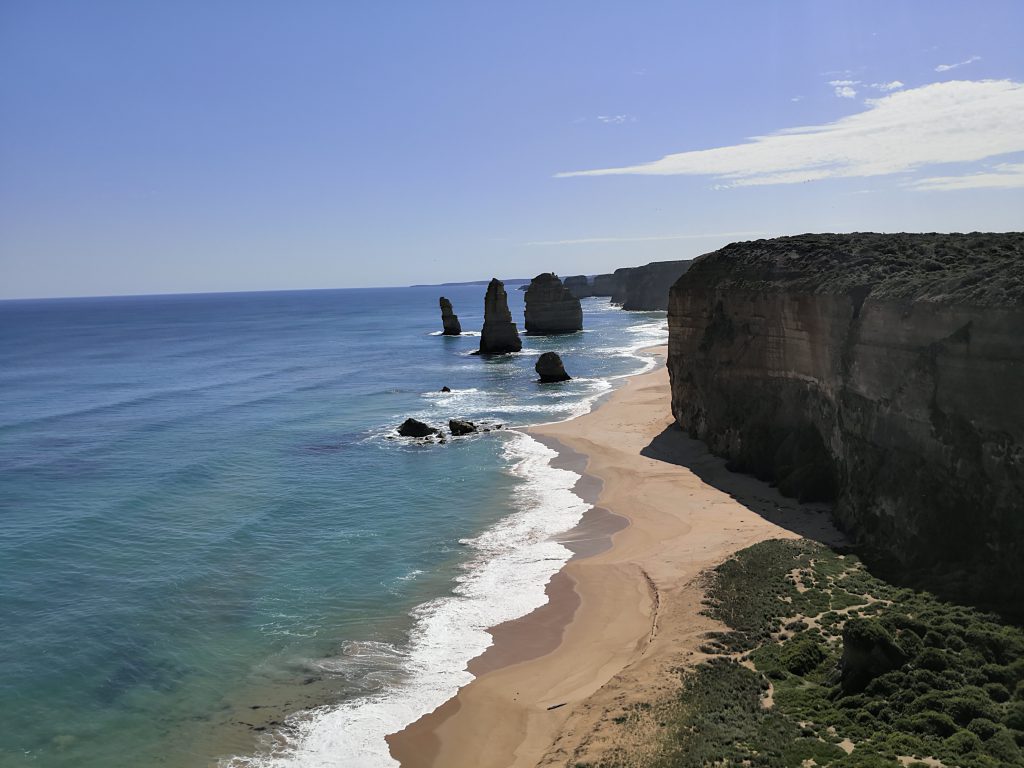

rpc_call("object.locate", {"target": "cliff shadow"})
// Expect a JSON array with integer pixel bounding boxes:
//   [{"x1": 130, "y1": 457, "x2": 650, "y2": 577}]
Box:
[{"x1": 640, "y1": 422, "x2": 850, "y2": 549}]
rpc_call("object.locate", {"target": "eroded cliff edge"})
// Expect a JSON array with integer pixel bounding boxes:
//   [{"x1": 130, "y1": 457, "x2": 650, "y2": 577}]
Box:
[{"x1": 667, "y1": 232, "x2": 1024, "y2": 611}]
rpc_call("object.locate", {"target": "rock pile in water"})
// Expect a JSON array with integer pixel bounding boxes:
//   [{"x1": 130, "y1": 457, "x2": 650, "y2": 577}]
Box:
[
  {"x1": 397, "y1": 418, "x2": 439, "y2": 438},
  {"x1": 523, "y1": 273, "x2": 583, "y2": 334},
  {"x1": 439, "y1": 297, "x2": 461, "y2": 335},
  {"x1": 479, "y1": 278, "x2": 523, "y2": 354}
]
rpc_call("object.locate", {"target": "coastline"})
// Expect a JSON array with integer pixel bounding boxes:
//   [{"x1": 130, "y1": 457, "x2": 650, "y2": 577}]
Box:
[{"x1": 388, "y1": 346, "x2": 847, "y2": 767}]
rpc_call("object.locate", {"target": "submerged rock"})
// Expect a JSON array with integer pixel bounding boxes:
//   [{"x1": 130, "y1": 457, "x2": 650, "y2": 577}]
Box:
[
  {"x1": 439, "y1": 296, "x2": 462, "y2": 335},
  {"x1": 536, "y1": 352, "x2": 571, "y2": 383},
  {"x1": 449, "y1": 419, "x2": 477, "y2": 436},
  {"x1": 524, "y1": 273, "x2": 583, "y2": 334},
  {"x1": 397, "y1": 418, "x2": 439, "y2": 438},
  {"x1": 479, "y1": 278, "x2": 523, "y2": 355}
]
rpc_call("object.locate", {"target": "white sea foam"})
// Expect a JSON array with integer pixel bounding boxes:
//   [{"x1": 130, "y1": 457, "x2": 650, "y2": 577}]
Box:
[
  {"x1": 226, "y1": 315, "x2": 668, "y2": 768},
  {"x1": 223, "y1": 432, "x2": 587, "y2": 767}
]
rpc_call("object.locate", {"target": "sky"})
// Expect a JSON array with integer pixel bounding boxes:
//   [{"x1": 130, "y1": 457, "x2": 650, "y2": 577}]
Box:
[{"x1": 1, "y1": 0, "x2": 1023, "y2": 299}]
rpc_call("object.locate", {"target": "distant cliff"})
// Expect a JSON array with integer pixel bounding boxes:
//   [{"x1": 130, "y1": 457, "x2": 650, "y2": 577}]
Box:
[
  {"x1": 667, "y1": 233, "x2": 1024, "y2": 609},
  {"x1": 524, "y1": 273, "x2": 583, "y2": 333},
  {"x1": 621, "y1": 260, "x2": 692, "y2": 310},
  {"x1": 561, "y1": 260, "x2": 691, "y2": 310}
]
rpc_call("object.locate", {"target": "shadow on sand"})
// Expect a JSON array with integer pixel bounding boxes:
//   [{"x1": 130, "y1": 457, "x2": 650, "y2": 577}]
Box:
[
  {"x1": 642, "y1": 423, "x2": 1023, "y2": 621},
  {"x1": 640, "y1": 422, "x2": 847, "y2": 548}
]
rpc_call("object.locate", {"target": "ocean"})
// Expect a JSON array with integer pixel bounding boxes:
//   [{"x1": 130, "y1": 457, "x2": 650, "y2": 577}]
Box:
[{"x1": 0, "y1": 285, "x2": 667, "y2": 767}]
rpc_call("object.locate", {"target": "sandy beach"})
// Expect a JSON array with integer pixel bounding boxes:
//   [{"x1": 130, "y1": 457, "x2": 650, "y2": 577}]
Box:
[{"x1": 388, "y1": 347, "x2": 847, "y2": 768}]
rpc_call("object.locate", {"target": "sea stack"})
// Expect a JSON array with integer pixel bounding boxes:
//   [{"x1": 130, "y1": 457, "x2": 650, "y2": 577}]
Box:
[
  {"x1": 478, "y1": 278, "x2": 522, "y2": 355},
  {"x1": 439, "y1": 296, "x2": 461, "y2": 335},
  {"x1": 563, "y1": 275, "x2": 593, "y2": 299},
  {"x1": 535, "y1": 351, "x2": 571, "y2": 383},
  {"x1": 523, "y1": 273, "x2": 583, "y2": 334}
]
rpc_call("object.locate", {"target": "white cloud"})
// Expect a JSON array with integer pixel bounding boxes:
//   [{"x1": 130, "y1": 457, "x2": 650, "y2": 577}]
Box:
[
  {"x1": 790, "y1": 96, "x2": 802, "y2": 102},
  {"x1": 597, "y1": 115, "x2": 632, "y2": 124},
  {"x1": 555, "y1": 80, "x2": 1024, "y2": 189},
  {"x1": 871, "y1": 80, "x2": 904, "y2": 91},
  {"x1": 828, "y1": 79, "x2": 861, "y2": 86},
  {"x1": 525, "y1": 230, "x2": 765, "y2": 246},
  {"x1": 834, "y1": 85, "x2": 858, "y2": 99},
  {"x1": 935, "y1": 55, "x2": 980, "y2": 72},
  {"x1": 907, "y1": 162, "x2": 1024, "y2": 191}
]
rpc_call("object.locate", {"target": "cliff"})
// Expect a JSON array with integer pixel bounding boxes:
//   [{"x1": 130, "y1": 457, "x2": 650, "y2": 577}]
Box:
[
  {"x1": 524, "y1": 273, "x2": 583, "y2": 334},
  {"x1": 621, "y1": 260, "x2": 693, "y2": 311},
  {"x1": 479, "y1": 278, "x2": 523, "y2": 354},
  {"x1": 667, "y1": 232, "x2": 1024, "y2": 610},
  {"x1": 563, "y1": 275, "x2": 594, "y2": 299}
]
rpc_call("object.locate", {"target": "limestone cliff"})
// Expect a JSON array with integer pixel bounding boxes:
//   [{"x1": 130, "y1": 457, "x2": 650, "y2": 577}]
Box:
[
  {"x1": 479, "y1": 278, "x2": 523, "y2": 354},
  {"x1": 439, "y1": 296, "x2": 461, "y2": 335},
  {"x1": 563, "y1": 275, "x2": 594, "y2": 299},
  {"x1": 524, "y1": 273, "x2": 583, "y2": 334},
  {"x1": 621, "y1": 260, "x2": 693, "y2": 310},
  {"x1": 668, "y1": 233, "x2": 1024, "y2": 609},
  {"x1": 591, "y1": 273, "x2": 617, "y2": 296}
]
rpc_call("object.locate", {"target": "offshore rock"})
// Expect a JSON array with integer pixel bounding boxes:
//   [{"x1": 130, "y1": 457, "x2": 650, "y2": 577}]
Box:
[
  {"x1": 524, "y1": 273, "x2": 583, "y2": 334},
  {"x1": 563, "y1": 275, "x2": 594, "y2": 299},
  {"x1": 668, "y1": 232, "x2": 1024, "y2": 611},
  {"x1": 439, "y1": 297, "x2": 462, "y2": 335},
  {"x1": 448, "y1": 419, "x2": 477, "y2": 436},
  {"x1": 397, "y1": 418, "x2": 439, "y2": 438},
  {"x1": 479, "y1": 278, "x2": 523, "y2": 355},
  {"x1": 535, "y1": 351, "x2": 571, "y2": 383}
]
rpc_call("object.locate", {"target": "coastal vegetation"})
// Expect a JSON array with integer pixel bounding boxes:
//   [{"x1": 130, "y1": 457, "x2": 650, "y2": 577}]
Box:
[{"x1": 587, "y1": 539, "x2": 1024, "y2": 768}]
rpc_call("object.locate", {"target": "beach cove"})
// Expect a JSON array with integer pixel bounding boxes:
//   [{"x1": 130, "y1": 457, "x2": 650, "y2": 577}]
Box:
[{"x1": 389, "y1": 347, "x2": 848, "y2": 767}]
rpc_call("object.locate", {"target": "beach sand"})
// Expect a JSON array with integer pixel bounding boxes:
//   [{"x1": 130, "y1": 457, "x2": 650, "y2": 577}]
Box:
[{"x1": 388, "y1": 347, "x2": 846, "y2": 768}]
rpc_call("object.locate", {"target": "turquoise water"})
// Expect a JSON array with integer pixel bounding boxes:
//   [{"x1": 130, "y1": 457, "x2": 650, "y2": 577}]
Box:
[{"x1": 0, "y1": 286, "x2": 666, "y2": 767}]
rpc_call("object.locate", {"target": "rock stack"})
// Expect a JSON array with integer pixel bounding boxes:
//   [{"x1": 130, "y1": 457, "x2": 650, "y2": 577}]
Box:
[
  {"x1": 535, "y1": 352, "x2": 571, "y2": 383},
  {"x1": 439, "y1": 296, "x2": 461, "y2": 335},
  {"x1": 523, "y1": 273, "x2": 583, "y2": 334},
  {"x1": 478, "y1": 278, "x2": 522, "y2": 355}
]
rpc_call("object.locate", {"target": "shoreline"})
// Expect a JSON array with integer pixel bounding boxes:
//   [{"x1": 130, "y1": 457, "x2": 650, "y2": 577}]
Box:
[{"x1": 388, "y1": 346, "x2": 848, "y2": 767}]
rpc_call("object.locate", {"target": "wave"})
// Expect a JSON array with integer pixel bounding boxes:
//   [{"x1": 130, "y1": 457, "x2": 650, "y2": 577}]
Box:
[{"x1": 222, "y1": 431, "x2": 587, "y2": 767}]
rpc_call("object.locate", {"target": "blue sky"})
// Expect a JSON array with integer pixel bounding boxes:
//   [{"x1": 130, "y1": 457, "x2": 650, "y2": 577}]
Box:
[{"x1": 1, "y1": 1, "x2": 1022, "y2": 298}]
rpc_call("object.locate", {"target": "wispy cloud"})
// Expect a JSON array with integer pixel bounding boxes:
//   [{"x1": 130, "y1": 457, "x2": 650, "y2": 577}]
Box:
[
  {"x1": 596, "y1": 115, "x2": 634, "y2": 124},
  {"x1": 907, "y1": 162, "x2": 1024, "y2": 191},
  {"x1": 871, "y1": 80, "x2": 904, "y2": 91},
  {"x1": 935, "y1": 55, "x2": 981, "y2": 72},
  {"x1": 555, "y1": 80, "x2": 1024, "y2": 189},
  {"x1": 834, "y1": 85, "x2": 858, "y2": 99},
  {"x1": 525, "y1": 230, "x2": 765, "y2": 246}
]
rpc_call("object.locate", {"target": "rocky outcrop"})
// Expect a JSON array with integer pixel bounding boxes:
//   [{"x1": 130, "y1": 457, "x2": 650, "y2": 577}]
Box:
[
  {"x1": 524, "y1": 273, "x2": 583, "y2": 334},
  {"x1": 536, "y1": 352, "x2": 571, "y2": 383},
  {"x1": 449, "y1": 419, "x2": 477, "y2": 436},
  {"x1": 439, "y1": 297, "x2": 461, "y2": 335},
  {"x1": 609, "y1": 267, "x2": 636, "y2": 305},
  {"x1": 563, "y1": 275, "x2": 594, "y2": 299},
  {"x1": 479, "y1": 278, "x2": 523, "y2": 354},
  {"x1": 621, "y1": 260, "x2": 693, "y2": 310},
  {"x1": 591, "y1": 273, "x2": 617, "y2": 296},
  {"x1": 668, "y1": 232, "x2": 1024, "y2": 610},
  {"x1": 398, "y1": 418, "x2": 439, "y2": 438}
]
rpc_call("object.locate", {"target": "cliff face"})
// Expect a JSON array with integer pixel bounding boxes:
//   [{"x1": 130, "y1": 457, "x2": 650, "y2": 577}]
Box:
[
  {"x1": 591, "y1": 273, "x2": 617, "y2": 296},
  {"x1": 563, "y1": 275, "x2": 594, "y2": 299},
  {"x1": 524, "y1": 273, "x2": 583, "y2": 334},
  {"x1": 621, "y1": 260, "x2": 693, "y2": 310},
  {"x1": 668, "y1": 233, "x2": 1024, "y2": 608},
  {"x1": 479, "y1": 278, "x2": 523, "y2": 354}
]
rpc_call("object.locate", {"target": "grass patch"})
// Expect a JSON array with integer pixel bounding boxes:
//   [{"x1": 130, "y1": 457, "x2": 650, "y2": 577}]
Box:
[{"x1": 595, "y1": 540, "x2": 1024, "y2": 768}]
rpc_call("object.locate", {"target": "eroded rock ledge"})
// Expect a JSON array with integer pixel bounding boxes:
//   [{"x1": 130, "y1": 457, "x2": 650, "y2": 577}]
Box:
[{"x1": 667, "y1": 232, "x2": 1024, "y2": 610}]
